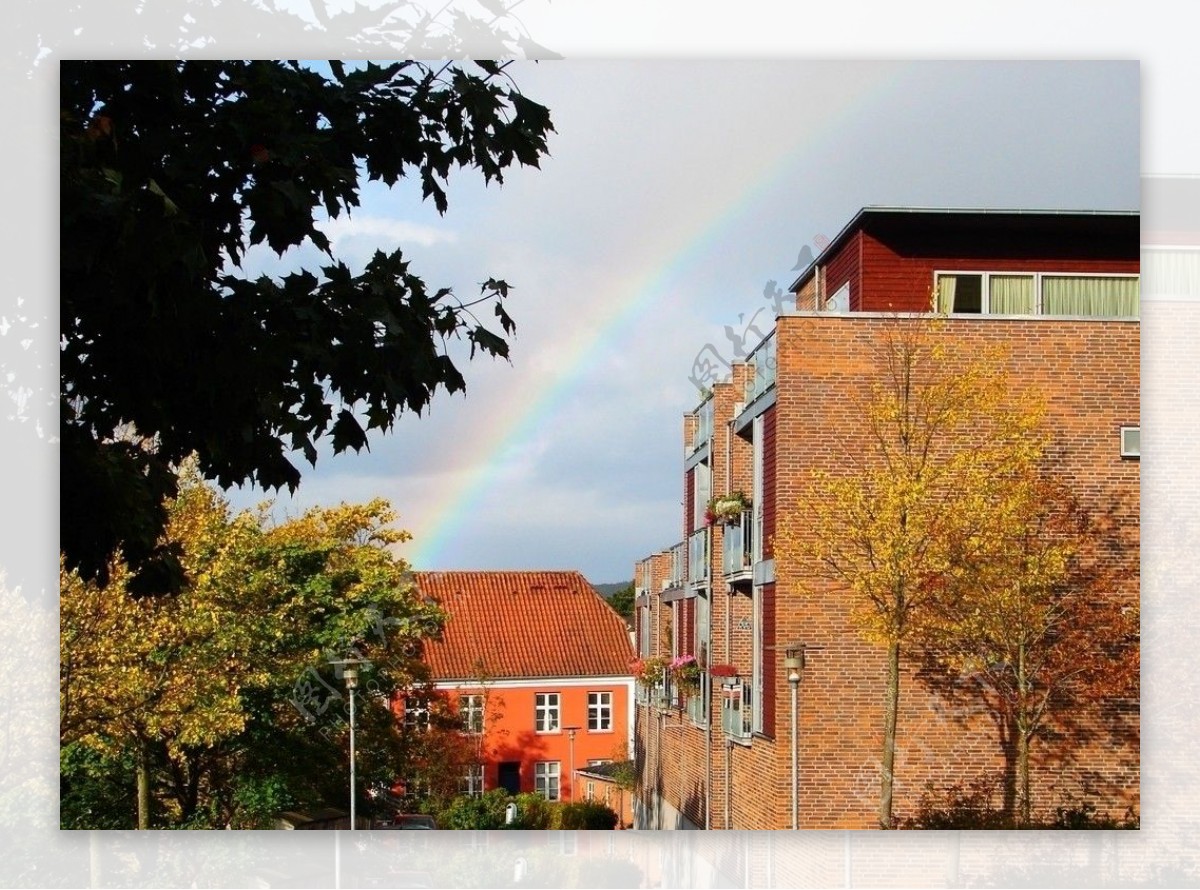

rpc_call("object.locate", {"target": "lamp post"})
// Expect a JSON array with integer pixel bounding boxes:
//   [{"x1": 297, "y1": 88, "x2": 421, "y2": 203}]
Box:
[
  {"x1": 783, "y1": 644, "x2": 805, "y2": 831},
  {"x1": 565, "y1": 726, "x2": 580, "y2": 801},
  {"x1": 330, "y1": 655, "x2": 366, "y2": 830}
]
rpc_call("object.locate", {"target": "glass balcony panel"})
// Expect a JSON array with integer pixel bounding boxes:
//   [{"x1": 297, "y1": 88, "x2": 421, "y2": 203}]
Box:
[
  {"x1": 721, "y1": 510, "x2": 754, "y2": 576},
  {"x1": 688, "y1": 528, "x2": 708, "y2": 584},
  {"x1": 744, "y1": 331, "x2": 777, "y2": 405},
  {"x1": 690, "y1": 398, "x2": 714, "y2": 452}
]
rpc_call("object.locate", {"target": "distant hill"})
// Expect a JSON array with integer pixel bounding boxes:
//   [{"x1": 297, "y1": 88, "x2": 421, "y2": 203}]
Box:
[{"x1": 592, "y1": 581, "x2": 632, "y2": 599}]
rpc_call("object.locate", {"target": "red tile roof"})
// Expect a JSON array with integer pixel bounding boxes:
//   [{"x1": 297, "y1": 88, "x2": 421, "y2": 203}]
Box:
[{"x1": 415, "y1": 571, "x2": 634, "y2": 681}]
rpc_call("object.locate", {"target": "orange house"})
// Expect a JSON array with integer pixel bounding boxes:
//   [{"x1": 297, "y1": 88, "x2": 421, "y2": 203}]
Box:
[{"x1": 414, "y1": 571, "x2": 635, "y2": 805}]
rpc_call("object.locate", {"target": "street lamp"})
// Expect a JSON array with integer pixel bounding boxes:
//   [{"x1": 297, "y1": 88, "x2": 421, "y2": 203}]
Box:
[
  {"x1": 329, "y1": 654, "x2": 367, "y2": 830},
  {"x1": 782, "y1": 643, "x2": 806, "y2": 831},
  {"x1": 565, "y1": 726, "x2": 580, "y2": 801}
]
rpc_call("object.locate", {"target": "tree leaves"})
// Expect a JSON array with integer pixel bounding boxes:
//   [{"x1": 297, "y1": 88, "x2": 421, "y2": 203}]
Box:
[
  {"x1": 60, "y1": 60, "x2": 555, "y2": 588},
  {"x1": 60, "y1": 473, "x2": 445, "y2": 827}
]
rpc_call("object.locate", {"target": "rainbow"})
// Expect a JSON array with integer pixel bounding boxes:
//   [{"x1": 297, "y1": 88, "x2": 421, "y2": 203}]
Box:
[{"x1": 408, "y1": 70, "x2": 904, "y2": 566}]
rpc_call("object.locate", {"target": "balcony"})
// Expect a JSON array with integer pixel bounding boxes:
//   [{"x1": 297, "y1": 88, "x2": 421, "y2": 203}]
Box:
[
  {"x1": 686, "y1": 673, "x2": 710, "y2": 725},
  {"x1": 721, "y1": 510, "x2": 754, "y2": 583},
  {"x1": 721, "y1": 679, "x2": 753, "y2": 741},
  {"x1": 689, "y1": 398, "x2": 714, "y2": 454},
  {"x1": 665, "y1": 541, "x2": 686, "y2": 589},
  {"x1": 744, "y1": 330, "x2": 777, "y2": 406},
  {"x1": 688, "y1": 528, "x2": 708, "y2": 587}
]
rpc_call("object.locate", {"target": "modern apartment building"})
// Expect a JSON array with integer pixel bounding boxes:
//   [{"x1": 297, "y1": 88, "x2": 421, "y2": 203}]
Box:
[{"x1": 633, "y1": 208, "x2": 1140, "y2": 829}]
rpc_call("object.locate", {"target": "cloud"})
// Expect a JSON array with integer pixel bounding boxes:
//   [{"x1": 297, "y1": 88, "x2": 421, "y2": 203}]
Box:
[{"x1": 316, "y1": 214, "x2": 459, "y2": 251}]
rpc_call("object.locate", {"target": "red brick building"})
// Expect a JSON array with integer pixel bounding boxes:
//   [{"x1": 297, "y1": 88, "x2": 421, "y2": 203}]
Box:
[
  {"x1": 414, "y1": 571, "x2": 635, "y2": 804},
  {"x1": 633, "y1": 208, "x2": 1139, "y2": 829}
]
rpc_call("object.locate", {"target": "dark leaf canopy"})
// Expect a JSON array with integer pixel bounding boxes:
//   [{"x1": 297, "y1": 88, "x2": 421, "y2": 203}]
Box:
[{"x1": 60, "y1": 60, "x2": 554, "y2": 589}]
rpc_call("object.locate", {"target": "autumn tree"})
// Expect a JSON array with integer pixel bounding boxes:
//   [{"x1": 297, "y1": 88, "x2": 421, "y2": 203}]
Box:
[
  {"x1": 777, "y1": 317, "x2": 1046, "y2": 829},
  {"x1": 918, "y1": 476, "x2": 1139, "y2": 825},
  {"x1": 60, "y1": 60, "x2": 554, "y2": 592},
  {"x1": 60, "y1": 468, "x2": 445, "y2": 828}
]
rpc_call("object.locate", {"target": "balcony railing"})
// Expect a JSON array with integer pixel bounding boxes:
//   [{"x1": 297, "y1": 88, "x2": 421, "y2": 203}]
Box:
[
  {"x1": 636, "y1": 559, "x2": 652, "y2": 593},
  {"x1": 666, "y1": 541, "x2": 686, "y2": 589},
  {"x1": 688, "y1": 528, "x2": 708, "y2": 586},
  {"x1": 744, "y1": 330, "x2": 777, "y2": 405},
  {"x1": 721, "y1": 510, "x2": 754, "y2": 578},
  {"x1": 721, "y1": 679, "x2": 753, "y2": 741},
  {"x1": 690, "y1": 398, "x2": 714, "y2": 453},
  {"x1": 686, "y1": 673, "x2": 710, "y2": 725}
]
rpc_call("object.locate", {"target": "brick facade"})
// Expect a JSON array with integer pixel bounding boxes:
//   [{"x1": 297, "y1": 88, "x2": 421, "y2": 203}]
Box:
[{"x1": 633, "y1": 209, "x2": 1139, "y2": 831}]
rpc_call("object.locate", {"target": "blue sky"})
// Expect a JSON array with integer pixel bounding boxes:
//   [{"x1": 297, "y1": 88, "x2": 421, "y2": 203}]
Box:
[{"x1": 224, "y1": 60, "x2": 1139, "y2": 583}]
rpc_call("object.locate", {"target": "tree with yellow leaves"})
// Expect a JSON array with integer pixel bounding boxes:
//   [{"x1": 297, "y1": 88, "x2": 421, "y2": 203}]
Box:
[
  {"x1": 777, "y1": 317, "x2": 1047, "y2": 829},
  {"x1": 61, "y1": 466, "x2": 445, "y2": 828}
]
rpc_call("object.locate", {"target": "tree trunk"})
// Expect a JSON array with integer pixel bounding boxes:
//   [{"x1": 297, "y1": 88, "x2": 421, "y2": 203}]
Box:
[
  {"x1": 136, "y1": 740, "x2": 150, "y2": 830},
  {"x1": 1016, "y1": 726, "x2": 1032, "y2": 827},
  {"x1": 1015, "y1": 641, "x2": 1032, "y2": 826},
  {"x1": 879, "y1": 639, "x2": 901, "y2": 829}
]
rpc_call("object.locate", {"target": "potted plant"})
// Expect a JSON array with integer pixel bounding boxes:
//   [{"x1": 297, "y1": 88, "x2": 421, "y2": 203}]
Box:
[
  {"x1": 668, "y1": 654, "x2": 702, "y2": 695},
  {"x1": 630, "y1": 656, "x2": 667, "y2": 688},
  {"x1": 706, "y1": 491, "x2": 752, "y2": 525}
]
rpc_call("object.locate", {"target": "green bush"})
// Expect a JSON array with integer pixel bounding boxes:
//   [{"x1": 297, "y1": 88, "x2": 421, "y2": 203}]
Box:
[
  {"x1": 438, "y1": 788, "x2": 511, "y2": 830},
  {"x1": 556, "y1": 801, "x2": 619, "y2": 830},
  {"x1": 510, "y1": 792, "x2": 553, "y2": 829}
]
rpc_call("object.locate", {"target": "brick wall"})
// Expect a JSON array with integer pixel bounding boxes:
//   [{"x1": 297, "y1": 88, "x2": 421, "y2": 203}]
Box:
[{"x1": 772, "y1": 313, "x2": 1139, "y2": 829}]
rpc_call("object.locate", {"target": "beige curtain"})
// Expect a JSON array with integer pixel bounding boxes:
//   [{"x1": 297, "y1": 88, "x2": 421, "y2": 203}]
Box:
[
  {"x1": 936, "y1": 276, "x2": 957, "y2": 313},
  {"x1": 1043, "y1": 276, "x2": 1139, "y2": 317},
  {"x1": 989, "y1": 275, "x2": 1035, "y2": 314}
]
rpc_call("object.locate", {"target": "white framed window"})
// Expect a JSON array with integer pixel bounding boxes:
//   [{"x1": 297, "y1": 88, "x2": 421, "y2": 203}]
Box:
[
  {"x1": 534, "y1": 761, "x2": 560, "y2": 801},
  {"x1": 460, "y1": 764, "x2": 484, "y2": 797},
  {"x1": 535, "y1": 692, "x2": 560, "y2": 733},
  {"x1": 403, "y1": 698, "x2": 429, "y2": 732},
  {"x1": 935, "y1": 270, "x2": 1138, "y2": 317},
  {"x1": 586, "y1": 781, "x2": 596, "y2": 801},
  {"x1": 1121, "y1": 425, "x2": 1140, "y2": 459},
  {"x1": 459, "y1": 693, "x2": 485, "y2": 734},
  {"x1": 588, "y1": 691, "x2": 613, "y2": 731}
]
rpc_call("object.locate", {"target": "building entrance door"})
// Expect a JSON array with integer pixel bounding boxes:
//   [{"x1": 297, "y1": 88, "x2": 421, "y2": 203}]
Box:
[{"x1": 498, "y1": 761, "x2": 521, "y2": 794}]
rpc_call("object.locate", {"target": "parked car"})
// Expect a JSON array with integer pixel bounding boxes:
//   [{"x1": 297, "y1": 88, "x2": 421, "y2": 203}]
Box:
[{"x1": 376, "y1": 813, "x2": 437, "y2": 829}]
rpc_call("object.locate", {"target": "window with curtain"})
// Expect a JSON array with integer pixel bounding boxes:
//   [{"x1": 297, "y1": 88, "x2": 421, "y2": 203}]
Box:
[
  {"x1": 1042, "y1": 275, "x2": 1139, "y2": 316},
  {"x1": 989, "y1": 274, "x2": 1036, "y2": 313},
  {"x1": 936, "y1": 271, "x2": 1136, "y2": 316}
]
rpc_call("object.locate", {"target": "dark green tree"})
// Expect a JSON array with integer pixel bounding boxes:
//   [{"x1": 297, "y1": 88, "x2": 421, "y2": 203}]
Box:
[
  {"x1": 607, "y1": 582, "x2": 635, "y2": 622},
  {"x1": 60, "y1": 60, "x2": 553, "y2": 591}
]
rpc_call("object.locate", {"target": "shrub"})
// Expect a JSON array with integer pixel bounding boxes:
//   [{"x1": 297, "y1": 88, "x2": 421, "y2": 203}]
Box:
[
  {"x1": 438, "y1": 788, "x2": 511, "y2": 830},
  {"x1": 556, "y1": 801, "x2": 619, "y2": 830}
]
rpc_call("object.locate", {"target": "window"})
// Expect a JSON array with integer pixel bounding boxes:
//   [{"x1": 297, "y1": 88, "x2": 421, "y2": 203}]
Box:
[
  {"x1": 1121, "y1": 425, "x2": 1140, "y2": 459},
  {"x1": 535, "y1": 692, "x2": 560, "y2": 732},
  {"x1": 638, "y1": 604, "x2": 651, "y2": 657},
  {"x1": 751, "y1": 586, "x2": 763, "y2": 734},
  {"x1": 588, "y1": 692, "x2": 613, "y2": 731},
  {"x1": 534, "y1": 761, "x2": 560, "y2": 801},
  {"x1": 936, "y1": 271, "x2": 1138, "y2": 316},
  {"x1": 403, "y1": 698, "x2": 429, "y2": 732},
  {"x1": 459, "y1": 693, "x2": 484, "y2": 734},
  {"x1": 693, "y1": 461, "x2": 711, "y2": 531},
  {"x1": 586, "y1": 781, "x2": 596, "y2": 801},
  {"x1": 460, "y1": 764, "x2": 484, "y2": 797},
  {"x1": 825, "y1": 281, "x2": 850, "y2": 312}
]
